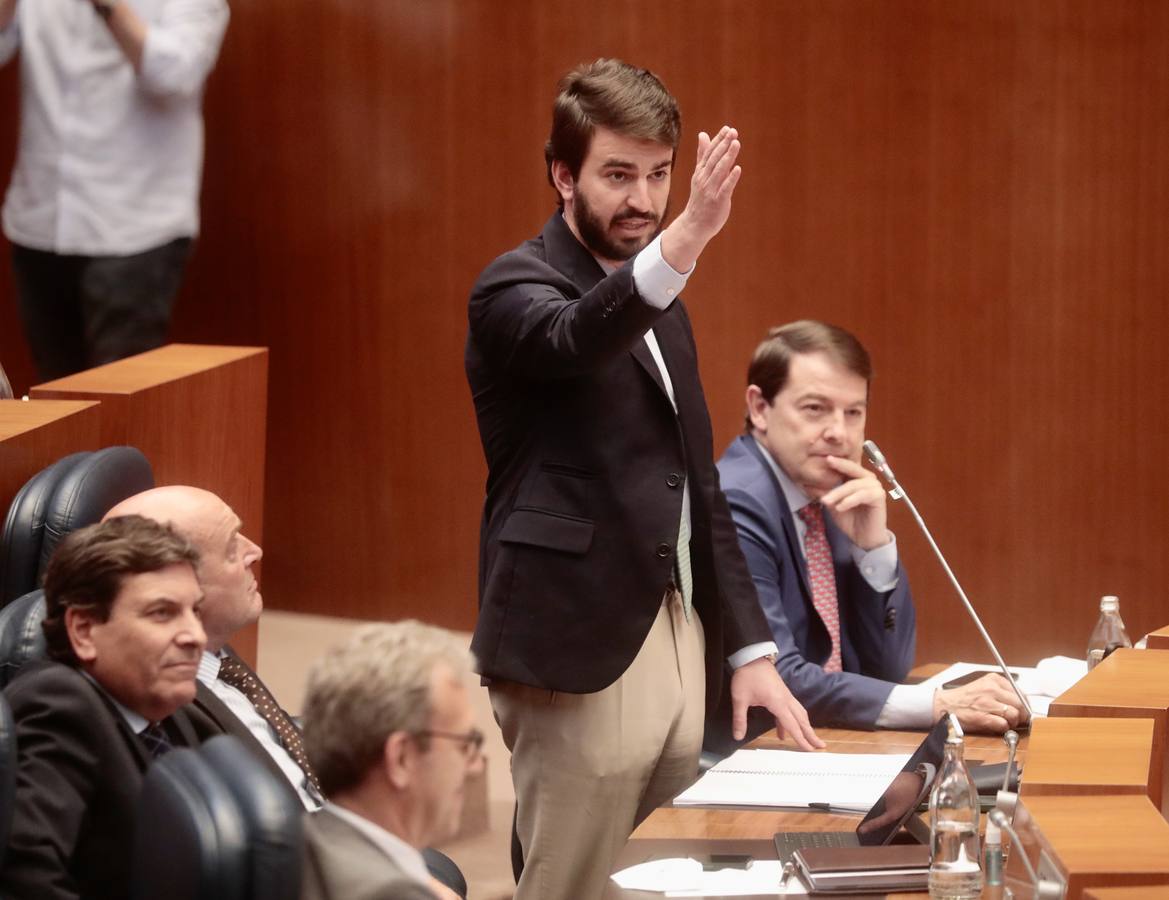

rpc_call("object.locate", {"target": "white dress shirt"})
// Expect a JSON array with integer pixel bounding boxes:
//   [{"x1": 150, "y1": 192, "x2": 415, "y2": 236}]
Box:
[
  {"x1": 197, "y1": 651, "x2": 322, "y2": 811},
  {"x1": 611, "y1": 233, "x2": 779, "y2": 668},
  {"x1": 0, "y1": 0, "x2": 229, "y2": 255}
]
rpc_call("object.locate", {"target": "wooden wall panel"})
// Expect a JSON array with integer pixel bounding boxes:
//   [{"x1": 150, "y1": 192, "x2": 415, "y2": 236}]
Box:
[{"x1": 2, "y1": 1, "x2": 1167, "y2": 670}]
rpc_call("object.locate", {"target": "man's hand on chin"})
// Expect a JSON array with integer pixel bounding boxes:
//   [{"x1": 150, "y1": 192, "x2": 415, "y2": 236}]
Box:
[
  {"x1": 819, "y1": 455, "x2": 892, "y2": 551},
  {"x1": 730, "y1": 657, "x2": 824, "y2": 751}
]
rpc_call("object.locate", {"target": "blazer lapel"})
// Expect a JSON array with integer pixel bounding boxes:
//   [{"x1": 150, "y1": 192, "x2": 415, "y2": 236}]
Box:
[
  {"x1": 741, "y1": 435, "x2": 815, "y2": 603},
  {"x1": 542, "y1": 212, "x2": 670, "y2": 399}
]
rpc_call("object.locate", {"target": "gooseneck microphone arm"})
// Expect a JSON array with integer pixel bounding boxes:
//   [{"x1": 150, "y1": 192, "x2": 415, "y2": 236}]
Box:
[
  {"x1": 988, "y1": 809, "x2": 1065, "y2": 899},
  {"x1": 861, "y1": 441, "x2": 1033, "y2": 719}
]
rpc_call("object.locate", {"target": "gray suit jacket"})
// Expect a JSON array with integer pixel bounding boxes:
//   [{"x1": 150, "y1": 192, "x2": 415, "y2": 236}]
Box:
[{"x1": 300, "y1": 808, "x2": 434, "y2": 900}]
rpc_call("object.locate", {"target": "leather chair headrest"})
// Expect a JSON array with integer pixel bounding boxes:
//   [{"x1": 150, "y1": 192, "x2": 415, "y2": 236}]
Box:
[
  {"x1": 132, "y1": 746, "x2": 250, "y2": 900},
  {"x1": 0, "y1": 452, "x2": 89, "y2": 606},
  {"x1": 0, "y1": 590, "x2": 47, "y2": 690},
  {"x1": 200, "y1": 735, "x2": 303, "y2": 899},
  {"x1": 0, "y1": 692, "x2": 15, "y2": 869},
  {"x1": 38, "y1": 446, "x2": 154, "y2": 577}
]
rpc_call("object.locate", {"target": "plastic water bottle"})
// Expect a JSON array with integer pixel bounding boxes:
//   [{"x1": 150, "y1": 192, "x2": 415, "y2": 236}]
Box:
[
  {"x1": 928, "y1": 716, "x2": 982, "y2": 900},
  {"x1": 1087, "y1": 595, "x2": 1131, "y2": 670}
]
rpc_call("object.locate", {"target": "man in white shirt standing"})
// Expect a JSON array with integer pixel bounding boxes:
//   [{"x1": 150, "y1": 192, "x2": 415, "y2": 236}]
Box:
[
  {"x1": 298, "y1": 621, "x2": 486, "y2": 900},
  {"x1": 0, "y1": 0, "x2": 229, "y2": 379}
]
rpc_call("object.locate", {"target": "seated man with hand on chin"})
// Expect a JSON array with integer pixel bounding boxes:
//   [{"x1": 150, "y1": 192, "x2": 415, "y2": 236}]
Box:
[{"x1": 717, "y1": 320, "x2": 1026, "y2": 733}]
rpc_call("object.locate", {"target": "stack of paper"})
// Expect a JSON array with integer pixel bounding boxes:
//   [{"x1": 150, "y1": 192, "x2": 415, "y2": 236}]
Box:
[{"x1": 673, "y1": 749, "x2": 910, "y2": 811}]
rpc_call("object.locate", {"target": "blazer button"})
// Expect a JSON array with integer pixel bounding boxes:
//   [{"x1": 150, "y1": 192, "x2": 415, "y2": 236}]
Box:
[
  {"x1": 666, "y1": 473, "x2": 682, "y2": 488},
  {"x1": 656, "y1": 543, "x2": 671, "y2": 558}
]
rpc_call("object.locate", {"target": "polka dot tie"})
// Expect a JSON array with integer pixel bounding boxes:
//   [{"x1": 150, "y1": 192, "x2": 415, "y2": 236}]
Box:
[
  {"x1": 217, "y1": 653, "x2": 322, "y2": 793},
  {"x1": 797, "y1": 503, "x2": 843, "y2": 673}
]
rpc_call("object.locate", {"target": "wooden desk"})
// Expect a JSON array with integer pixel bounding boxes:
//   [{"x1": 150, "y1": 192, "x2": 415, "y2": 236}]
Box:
[
  {"x1": 1022, "y1": 717, "x2": 1157, "y2": 802},
  {"x1": 606, "y1": 725, "x2": 1017, "y2": 898},
  {"x1": 1050, "y1": 649, "x2": 1169, "y2": 812}
]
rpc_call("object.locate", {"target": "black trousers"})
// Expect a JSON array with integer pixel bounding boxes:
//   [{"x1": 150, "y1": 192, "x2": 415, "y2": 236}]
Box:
[{"x1": 11, "y1": 237, "x2": 193, "y2": 381}]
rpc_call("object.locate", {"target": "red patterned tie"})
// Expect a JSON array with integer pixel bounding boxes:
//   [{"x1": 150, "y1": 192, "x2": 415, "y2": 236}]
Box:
[{"x1": 797, "y1": 503, "x2": 843, "y2": 673}]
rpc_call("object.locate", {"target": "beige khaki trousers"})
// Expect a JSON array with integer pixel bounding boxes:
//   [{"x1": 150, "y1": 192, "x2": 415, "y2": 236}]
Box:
[{"x1": 490, "y1": 589, "x2": 706, "y2": 900}]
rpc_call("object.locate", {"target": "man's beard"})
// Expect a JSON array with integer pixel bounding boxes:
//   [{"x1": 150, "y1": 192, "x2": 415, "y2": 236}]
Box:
[{"x1": 573, "y1": 184, "x2": 666, "y2": 262}]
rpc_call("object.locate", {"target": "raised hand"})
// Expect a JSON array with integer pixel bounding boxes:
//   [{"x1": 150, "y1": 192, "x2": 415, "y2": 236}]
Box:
[{"x1": 660, "y1": 126, "x2": 743, "y2": 272}]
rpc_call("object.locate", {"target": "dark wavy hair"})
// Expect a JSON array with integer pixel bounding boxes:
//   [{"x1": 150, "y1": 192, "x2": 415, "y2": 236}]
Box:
[
  {"x1": 545, "y1": 58, "x2": 681, "y2": 205},
  {"x1": 42, "y1": 515, "x2": 199, "y2": 664}
]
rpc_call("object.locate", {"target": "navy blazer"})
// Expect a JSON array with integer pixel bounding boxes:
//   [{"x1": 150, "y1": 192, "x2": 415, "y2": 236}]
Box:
[
  {"x1": 716, "y1": 435, "x2": 916, "y2": 728},
  {"x1": 466, "y1": 213, "x2": 770, "y2": 703},
  {"x1": 1, "y1": 660, "x2": 200, "y2": 900}
]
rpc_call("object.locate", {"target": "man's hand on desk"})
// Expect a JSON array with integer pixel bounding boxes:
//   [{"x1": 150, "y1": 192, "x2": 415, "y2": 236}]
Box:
[
  {"x1": 730, "y1": 657, "x2": 825, "y2": 751},
  {"x1": 933, "y1": 673, "x2": 1028, "y2": 733}
]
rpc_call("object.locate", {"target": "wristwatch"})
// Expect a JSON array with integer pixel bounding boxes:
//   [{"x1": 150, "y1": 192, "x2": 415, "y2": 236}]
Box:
[{"x1": 92, "y1": 0, "x2": 118, "y2": 19}]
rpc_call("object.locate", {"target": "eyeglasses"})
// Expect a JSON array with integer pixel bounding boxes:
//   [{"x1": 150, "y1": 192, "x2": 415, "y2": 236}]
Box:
[{"x1": 412, "y1": 728, "x2": 485, "y2": 760}]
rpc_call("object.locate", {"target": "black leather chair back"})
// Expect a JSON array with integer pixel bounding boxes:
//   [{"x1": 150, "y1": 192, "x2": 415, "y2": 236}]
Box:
[
  {"x1": 0, "y1": 452, "x2": 88, "y2": 606},
  {"x1": 37, "y1": 446, "x2": 155, "y2": 578},
  {"x1": 131, "y1": 746, "x2": 250, "y2": 900},
  {"x1": 0, "y1": 691, "x2": 16, "y2": 870},
  {"x1": 201, "y1": 735, "x2": 303, "y2": 900},
  {"x1": 0, "y1": 447, "x2": 154, "y2": 607},
  {"x1": 0, "y1": 590, "x2": 47, "y2": 690}
]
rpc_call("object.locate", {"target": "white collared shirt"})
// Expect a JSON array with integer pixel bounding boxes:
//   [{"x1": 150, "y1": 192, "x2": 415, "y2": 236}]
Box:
[
  {"x1": 0, "y1": 0, "x2": 229, "y2": 255},
  {"x1": 607, "y1": 234, "x2": 779, "y2": 668},
  {"x1": 323, "y1": 803, "x2": 433, "y2": 891},
  {"x1": 197, "y1": 650, "x2": 322, "y2": 811}
]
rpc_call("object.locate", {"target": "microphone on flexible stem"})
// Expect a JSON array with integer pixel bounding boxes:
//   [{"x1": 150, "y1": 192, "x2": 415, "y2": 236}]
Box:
[
  {"x1": 861, "y1": 440, "x2": 1033, "y2": 719},
  {"x1": 1002, "y1": 730, "x2": 1020, "y2": 792},
  {"x1": 988, "y1": 809, "x2": 1066, "y2": 899}
]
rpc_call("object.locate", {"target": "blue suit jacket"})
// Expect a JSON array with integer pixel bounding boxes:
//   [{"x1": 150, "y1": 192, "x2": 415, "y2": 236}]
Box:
[{"x1": 716, "y1": 435, "x2": 916, "y2": 728}]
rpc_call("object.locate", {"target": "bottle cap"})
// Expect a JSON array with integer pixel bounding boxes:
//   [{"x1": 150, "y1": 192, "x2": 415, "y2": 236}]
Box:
[{"x1": 1100, "y1": 595, "x2": 1120, "y2": 613}]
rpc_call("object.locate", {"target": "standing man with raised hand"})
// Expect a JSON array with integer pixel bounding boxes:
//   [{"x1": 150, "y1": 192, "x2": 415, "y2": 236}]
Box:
[
  {"x1": 465, "y1": 58, "x2": 822, "y2": 899},
  {"x1": 0, "y1": 0, "x2": 229, "y2": 380}
]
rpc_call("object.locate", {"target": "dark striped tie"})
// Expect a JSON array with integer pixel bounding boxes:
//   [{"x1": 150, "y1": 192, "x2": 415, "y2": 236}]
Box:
[{"x1": 140, "y1": 723, "x2": 174, "y2": 759}]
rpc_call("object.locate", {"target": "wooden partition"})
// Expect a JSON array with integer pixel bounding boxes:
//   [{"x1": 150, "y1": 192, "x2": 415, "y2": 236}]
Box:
[
  {"x1": 1, "y1": 3, "x2": 1167, "y2": 661},
  {"x1": 1147, "y1": 627, "x2": 1169, "y2": 651},
  {"x1": 1050, "y1": 650, "x2": 1169, "y2": 813},
  {"x1": 1005, "y1": 795, "x2": 1169, "y2": 899},
  {"x1": 0, "y1": 400, "x2": 103, "y2": 514},
  {"x1": 29, "y1": 345, "x2": 269, "y2": 662},
  {"x1": 1022, "y1": 717, "x2": 1156, "y2": 802}
]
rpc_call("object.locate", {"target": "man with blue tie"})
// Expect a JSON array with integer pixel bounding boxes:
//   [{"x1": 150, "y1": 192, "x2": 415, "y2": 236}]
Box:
[
  {"x1": 1, "y1": 516, "x2": 206, "y2": 900},
  {"x1": 717, "y1": 320, "x2": 1025, "y2": 732}
]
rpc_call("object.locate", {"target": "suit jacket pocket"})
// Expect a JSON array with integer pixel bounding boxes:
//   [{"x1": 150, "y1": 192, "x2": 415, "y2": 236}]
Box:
[{"x1": 499, "y1": 508, "x2": 594, "y2": 555}]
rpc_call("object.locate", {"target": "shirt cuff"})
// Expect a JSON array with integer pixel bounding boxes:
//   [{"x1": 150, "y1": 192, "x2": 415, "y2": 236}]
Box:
[
  {"x1": 849, "y1": 531, "x2": 900, "y2": 592},
  {"x1": 728, "y1": 641, "x2": 779, "y2": 670},
  {"x1": 632, "y1": 233, "x2": 693, "y2": 309},
  {"x1": 874, "y1": 682, "x2": 936, "y2": 729}
]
